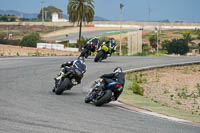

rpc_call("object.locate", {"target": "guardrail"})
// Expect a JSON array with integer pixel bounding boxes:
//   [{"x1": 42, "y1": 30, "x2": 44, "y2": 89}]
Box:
[{"x1": 124, "y1": 61, "x2": 200, "y2": 74}]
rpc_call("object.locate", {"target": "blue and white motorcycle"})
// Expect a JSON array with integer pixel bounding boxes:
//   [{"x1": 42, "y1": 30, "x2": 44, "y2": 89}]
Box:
[
  {"x1": 53, "y1": 60, "x2": 86, "y2": 95},
  {"x1": 85, "y1": 79, "x2": 122, "y2": 106}
]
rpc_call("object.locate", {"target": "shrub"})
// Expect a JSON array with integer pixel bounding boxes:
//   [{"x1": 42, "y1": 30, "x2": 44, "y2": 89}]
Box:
[
  {"x1": 167, "y1": 39, "x2": 189, "y2": 55},
  {"x1": 16, "y1": 52, "x2": 20, "y2": 56},
  {"x1": 20, "y1": 32, "x2": 41, "y2": 47},
  {"x1": 128, "y1": 81, "x2": 144, "y2": 96},
  {"x1": 161, "y1": 40, "x2": 170, "y2": 50},
  {"x1": 196, "y1": 83, "x2": 200, "y2": 96},
  {"x1": 0, "y1": 33, "x2": 7, "y2": 44},
  {"x1": 131, "y1": 82, "x2": 144, "y2": 96},
  {"x1": 0, "y1": 16, "x2": 8, "y2": 22},
  {"x1": 149, "y1": 34, "x2": 157, "y2": 49},
  {"x1": 33, "y1": 50, "x2": 41, "y2": 56},
  {"x1": 142, "y1": 43, "x2": 151, "y2": 52},
  {"x1": 176, "y1": 100, "x2": 182, "y2": 105}
]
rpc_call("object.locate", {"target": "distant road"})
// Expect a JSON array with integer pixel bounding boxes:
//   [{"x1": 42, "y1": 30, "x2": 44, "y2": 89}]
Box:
[{"x1": 44, "y1": 29, "x2": 127, "y2": 41}]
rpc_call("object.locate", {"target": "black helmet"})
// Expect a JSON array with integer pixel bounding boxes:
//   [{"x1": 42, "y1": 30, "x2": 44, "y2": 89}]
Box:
[{"x1": 113, "y1": 67, "x2": 122, "y2": 73}]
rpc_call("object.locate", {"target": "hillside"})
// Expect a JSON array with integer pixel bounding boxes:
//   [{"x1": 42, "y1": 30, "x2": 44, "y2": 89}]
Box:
[{"x1": 0, "y1": 9, "x2": 108, "y2": 21}]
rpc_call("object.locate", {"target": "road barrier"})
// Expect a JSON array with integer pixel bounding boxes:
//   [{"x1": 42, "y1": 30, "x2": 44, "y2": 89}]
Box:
[{"x1": 37, "y1": 43, "x2": 79, "y2": 52}]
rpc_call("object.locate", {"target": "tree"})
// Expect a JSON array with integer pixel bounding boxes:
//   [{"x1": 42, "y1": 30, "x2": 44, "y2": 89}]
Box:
[
  {"x1": 183, "y1": 33, "x2": 193, "y2": 44},
  {"x1": 10, "y1": 17, "x2": 16, "y2": 22},
  {"x1": 167, "y1": 39, "x2": 189, "y2": 55},
  {"x1": 67, "y1": 0, "x2": 95, "y2": 46},
  {"x1": 0, "y1": 16, "x2": 8, "y2": 22},
  {"x1": 149, "y1": 34, "x2": 157, "y2": 49},
  {"x1": 20, "y1": 33, "x2": 41, "y2": 47},
  {"x1": 161, "y1": 40, "x2": 170, "y2": 50},
  {"x1": 38, "y1": 6, "x2": 63, "y2": 20}
]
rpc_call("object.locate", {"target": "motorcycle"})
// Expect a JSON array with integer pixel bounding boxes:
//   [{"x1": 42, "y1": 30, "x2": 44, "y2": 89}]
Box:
[
  {"x1": 53, "y1": 61, "x2": 86, "y2": 95},
  {"x1": 94, "y1": 42, "x2": 116, "y2": 62},
  {"x1": 85, "y1": 79, "x2": 122, "y2": 106},
  {"x1": 80, "y1": 38, "x2": 99, "y2": 59}
]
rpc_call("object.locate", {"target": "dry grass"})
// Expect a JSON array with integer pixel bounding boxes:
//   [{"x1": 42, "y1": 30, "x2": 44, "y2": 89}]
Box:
[
  {"x1": 0, "y1": 44, "x2": 80, "y2": 56},
  {"x1": 137, "y1": 65, "x2": 200, "y2": 115}
]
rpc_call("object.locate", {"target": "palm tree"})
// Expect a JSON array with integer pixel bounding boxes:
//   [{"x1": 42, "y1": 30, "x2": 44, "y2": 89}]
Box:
[{"x1": 67, "y1": 0, "x2": 94, "y2": 42}]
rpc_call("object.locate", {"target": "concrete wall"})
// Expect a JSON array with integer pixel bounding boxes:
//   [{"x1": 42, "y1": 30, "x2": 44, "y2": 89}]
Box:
[
  {"x1": 128, "y1": 31, "x2": 142, "y2": 55},
  {"x1": 37, "y1": 43, "x2": 79, "y2": 52}
]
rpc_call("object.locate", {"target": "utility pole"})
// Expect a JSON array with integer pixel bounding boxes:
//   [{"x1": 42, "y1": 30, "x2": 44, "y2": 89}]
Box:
[
  {"x1": 41, "y1": 1, "x2": 44, "y2": 22},
  {"x1": 155, "y1": 26, "x2": 161, "y2": 54},
  {"x1": 120, "y1": 3, "x2": 124, "y2": 56},
  {"x1": 45, "y1": 11, "x2": 48, "y2": 20},
  {"x1": 148, "y1": 3, "x2": 152, "y2": 22}
]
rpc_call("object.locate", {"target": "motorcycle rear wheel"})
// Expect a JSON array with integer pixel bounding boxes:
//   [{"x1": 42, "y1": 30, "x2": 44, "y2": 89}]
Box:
[{"x1": 94, "y1": 90, "x2": 112, "y2": 106}]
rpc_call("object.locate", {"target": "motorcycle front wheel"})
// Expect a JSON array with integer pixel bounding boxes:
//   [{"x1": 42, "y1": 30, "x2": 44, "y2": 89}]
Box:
[
  {"x1": 55, "y1": 78, "x2": 72, "y2": 95},
  {"x1": 94, "y1": 51, "x2": 104, "y2": 62}
]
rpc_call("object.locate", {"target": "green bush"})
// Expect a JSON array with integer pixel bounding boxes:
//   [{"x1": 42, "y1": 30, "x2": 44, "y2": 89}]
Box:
[
  {"x1": 0, "y1": 33, "x2": 7, "y2": 43},
  {"x1": 129, "y1": 81, "x2": 144, "y2": 96},
  {"x1": 161, "y1": 40, "x2": 170, "y2": 50},
  {"x1": 0, "y1": 16, "x2": 8, "y2": 22},
  {"x1": 197, "y1": 33, "x2": 200, "y2": 40},
  {"x1": 20, "y1": 32, "x2": 41, "y2": 47},
  {"x1": 142, "y1": 43, "x2": 151, "y2": 52},
  {"x1": 149, "y1": 34, "x2": 157, "y2": 49},
  {"x1": 167, "y1": 39, "x2": 189, "y2": 55},
  {"x1": 126, "y1": 73, "x2": 145, "y2": 96}
]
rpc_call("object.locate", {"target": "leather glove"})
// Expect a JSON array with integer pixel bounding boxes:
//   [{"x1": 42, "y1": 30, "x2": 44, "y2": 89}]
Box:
[{"x1": 61, "y1": 63, "x2": 65, "y2": 68}]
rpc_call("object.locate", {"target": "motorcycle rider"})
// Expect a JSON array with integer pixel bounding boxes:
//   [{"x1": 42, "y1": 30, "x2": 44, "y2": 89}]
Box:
[
  {"x1": 53, "y1": 57, "x2": 86, "y2": 92},
  {"x1": 80, "y1": 37, "x2": 99, "y2": 58},
  {"x1": 86, "y1": 37, "x2": 99, "y2": 52},
  {"x1": 105, "y1": 38, "x2": 116, "y2": 55},
  {"x1": 100, "y1": 67, "x2": 125, "y2": 101}
]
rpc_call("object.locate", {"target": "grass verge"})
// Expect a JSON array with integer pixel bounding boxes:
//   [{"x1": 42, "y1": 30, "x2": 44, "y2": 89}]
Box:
[{"x1": 119, "y1": 80, "x2": 200, "y2": 123}]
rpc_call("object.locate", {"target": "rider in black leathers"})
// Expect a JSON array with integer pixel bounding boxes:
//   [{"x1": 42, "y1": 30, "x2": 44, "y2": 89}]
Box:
[
  {"x1": 100, "y1": 67, "x2": 125, "y2": 101},
  {"x1": 84, "y1": 37, "x2": 99, "y2": 53},
  {"x1": 80, "y1": 37, "x2": 99, "y2": 58},
  {"x1": 103, "y1": 38, "x2": 116, "y2": 56},
  {"x1": 53, "y1": 58, "x2": 86, "y2": 92}
]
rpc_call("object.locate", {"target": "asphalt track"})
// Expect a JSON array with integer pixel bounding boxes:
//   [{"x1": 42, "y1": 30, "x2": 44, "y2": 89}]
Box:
[
  {"x1": 0, "y1": 56, "x2": 200, "y2": 133},
  {"x1": 45, "y1": 29, "x2": 131, "y2": 41}
]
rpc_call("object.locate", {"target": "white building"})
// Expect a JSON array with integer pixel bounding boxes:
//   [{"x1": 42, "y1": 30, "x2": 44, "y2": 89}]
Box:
[{"x1": 52, "y1": 12, "x2": 68, "y2": 22}]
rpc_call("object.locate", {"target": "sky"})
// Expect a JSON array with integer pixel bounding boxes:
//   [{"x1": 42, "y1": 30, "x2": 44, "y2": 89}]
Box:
[{"x1": 0, "y1": 0, "x2": 200, "y2": 22}]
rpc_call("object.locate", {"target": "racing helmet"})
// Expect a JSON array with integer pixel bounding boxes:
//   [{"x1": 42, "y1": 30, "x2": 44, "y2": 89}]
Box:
[
  {"x1": 113, "y1": 67, "x2": 122, "y2": 73},
  {"x1": 110, "y1": 38, "x2": 116, "y2": 44}
]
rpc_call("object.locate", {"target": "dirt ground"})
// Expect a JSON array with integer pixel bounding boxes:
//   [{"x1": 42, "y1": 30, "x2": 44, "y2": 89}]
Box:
[
  {"x1": 138, "y1": 65, "x2": 200, "y2": 115},
  {"x1": 0, "y1": 44, "x2": 80, "y2": 56}
]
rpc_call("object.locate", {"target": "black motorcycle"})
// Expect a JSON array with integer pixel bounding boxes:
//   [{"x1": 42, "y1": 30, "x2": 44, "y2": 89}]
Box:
[
  {"x1": 85, "y1": 79, "x2": 122, "y2": 106},
  {"x1": 53, "y1": 60, "x2": 86, "y2": 95},
  {"x1": 80, "y1": 38, "x2": 99, "y2": 59}
]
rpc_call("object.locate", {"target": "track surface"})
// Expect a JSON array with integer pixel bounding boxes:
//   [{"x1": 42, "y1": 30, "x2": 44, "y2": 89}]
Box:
[
  {"x1": 45, "y1": 29, "x2": 127, "y2": 41},
  {"x1": 0, "y1": 56, "x2": 200, "y2": 133}
]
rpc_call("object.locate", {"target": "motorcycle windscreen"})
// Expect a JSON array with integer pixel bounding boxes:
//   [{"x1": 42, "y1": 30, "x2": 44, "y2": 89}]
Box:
[{"x1": 73, "y1": 60, "x2": 86, "y2": 73}]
